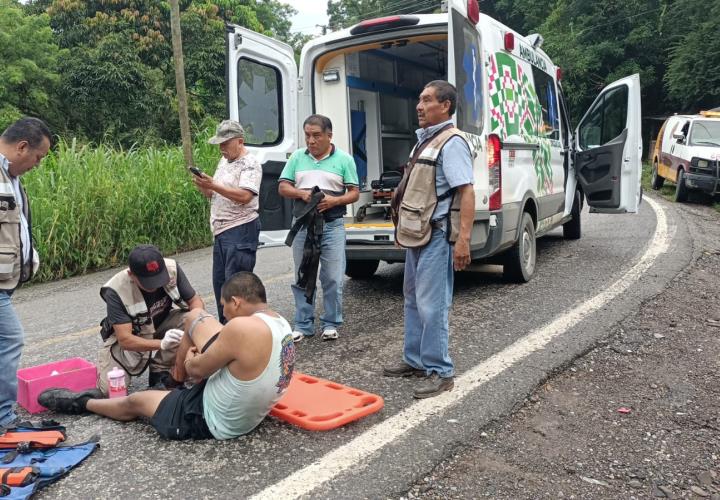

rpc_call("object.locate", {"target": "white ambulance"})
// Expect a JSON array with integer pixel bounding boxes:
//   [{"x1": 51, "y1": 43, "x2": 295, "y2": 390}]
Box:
[{"x1": 226, "y1": 0, "x2": 642, "y2": 281}]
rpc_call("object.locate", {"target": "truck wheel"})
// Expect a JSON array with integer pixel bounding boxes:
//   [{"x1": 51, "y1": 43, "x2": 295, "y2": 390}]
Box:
[
  {"x1": 651, "y1": 161, "x2": 664, "y2": 190},
  {"x1": 674, "y1": 168, "x2": 688, "y2": 202},
  {"x1": 503, "y1": 212, "x2": 536, "y2": 283},
  {"x1": 345, "y1": 259, "x2": 379, "y2": 279},
  {"x1": 563, "y1": 190, "x2": 582, "y2": 240}
]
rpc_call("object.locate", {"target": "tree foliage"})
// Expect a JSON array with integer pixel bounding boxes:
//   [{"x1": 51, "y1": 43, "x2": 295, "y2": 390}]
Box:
[
  {"x1": 18, "y1": 0, "x2": 298, "y2": 145},
  {"x1": 663, "y1": 0, "x2": 720, "y2": 110},
  {"x1": 0, "y1": 0, "x2": 63, "y2": 132}
]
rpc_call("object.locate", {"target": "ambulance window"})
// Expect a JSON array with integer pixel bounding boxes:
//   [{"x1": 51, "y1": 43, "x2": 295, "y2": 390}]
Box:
[
  {"x1": 452, "y1": 10, "x2": 483, "y2": 135},
  {"x1": 237, "y1": 57, "x2": 282, "y2": 146},
  {"x1": 578, "y1": 85, "x2": 628, "y2": 150},
  {"x1": 531, "y1": 68, "x2": 560, "y2": 140}
]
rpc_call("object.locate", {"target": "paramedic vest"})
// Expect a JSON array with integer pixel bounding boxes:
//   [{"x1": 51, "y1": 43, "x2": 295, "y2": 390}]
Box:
[
  {"x1": 0, "y1": 167, "x2": 33, "y2": 292},
  {"x1": 392, "y1": 126, "x2": 466, "y2": 249},
  {"x1": 99, "y1": 259, "x2": 186, "y2": 340}
]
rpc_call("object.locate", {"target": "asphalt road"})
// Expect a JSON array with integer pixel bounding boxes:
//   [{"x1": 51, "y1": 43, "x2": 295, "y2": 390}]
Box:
[{"x1": 13, "y1": 195, "x2": 689, "y2": 499}]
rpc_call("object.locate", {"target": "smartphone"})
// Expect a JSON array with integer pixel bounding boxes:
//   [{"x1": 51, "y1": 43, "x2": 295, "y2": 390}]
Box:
[{"x1": 188, "y1": 166, "x2": 203, "y2": 177}]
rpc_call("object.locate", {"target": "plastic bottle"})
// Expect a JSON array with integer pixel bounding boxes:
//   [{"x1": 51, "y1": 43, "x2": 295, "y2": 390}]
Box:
[{"x1": 108, "y1": 366, "x2": 127, "y2": 398}]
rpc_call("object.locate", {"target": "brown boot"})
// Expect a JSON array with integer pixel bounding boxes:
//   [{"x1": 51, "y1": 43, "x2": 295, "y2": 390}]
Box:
[
  {"x1": 383, "y1": 362, "x2": 426, "y2": 378},
  {"x1": 413, "y1": 374, "x2": 454, "y2": 399}
]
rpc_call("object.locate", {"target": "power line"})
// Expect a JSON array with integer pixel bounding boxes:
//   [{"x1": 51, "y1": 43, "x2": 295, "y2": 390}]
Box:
[{"x1": 575, "y1": 7, "x2": 662, "y2": 36}]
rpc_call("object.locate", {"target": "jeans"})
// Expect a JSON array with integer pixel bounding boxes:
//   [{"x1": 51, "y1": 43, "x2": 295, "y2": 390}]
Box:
[
  {"x1": 213, "y1": 218, "x2": 261, "y2": 323},
  {"x1": 291, "y1": 217, "x2": 346, "y2": 335},
  {"x1": 0, "y1": 291, "x2": 24, "y2": 426},
  {"x1": 403, "y1": 228, "x2": 455, "y2": 378}
]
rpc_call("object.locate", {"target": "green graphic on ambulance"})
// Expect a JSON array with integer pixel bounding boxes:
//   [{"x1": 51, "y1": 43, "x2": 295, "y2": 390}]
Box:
[{"x1": 487, "y1": 52, "x2": 554, "y2": 195}]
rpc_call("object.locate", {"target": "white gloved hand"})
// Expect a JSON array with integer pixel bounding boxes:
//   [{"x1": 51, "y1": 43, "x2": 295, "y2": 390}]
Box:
[{"x1": 160, "y1": 328, "x2": 184, "y2": 350}]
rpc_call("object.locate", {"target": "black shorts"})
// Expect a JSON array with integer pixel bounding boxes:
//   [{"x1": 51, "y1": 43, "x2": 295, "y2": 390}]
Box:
[{"x1": 150, "y1": 381, "x2": 213, "y2": 440}]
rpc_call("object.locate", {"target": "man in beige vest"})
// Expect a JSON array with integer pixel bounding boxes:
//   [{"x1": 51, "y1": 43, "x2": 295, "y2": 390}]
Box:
[
  {"x1": 384, "y1": 81, "x2": 475, "y2": 398},
  {"x1": 96, "y1": 245, "x2": 204, "y2": 394},
  {"x1": 0, "y1": 117, "x2": 51, "y2": 427}
]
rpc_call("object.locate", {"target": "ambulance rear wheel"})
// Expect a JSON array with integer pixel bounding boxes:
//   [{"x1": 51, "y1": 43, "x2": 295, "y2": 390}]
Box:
[
  {"x1": 503, "y1": 212, "x2": 536, "y2": 283},
  {"x1": 345, "y1": 259, "x2": 379, "y2": 279}
]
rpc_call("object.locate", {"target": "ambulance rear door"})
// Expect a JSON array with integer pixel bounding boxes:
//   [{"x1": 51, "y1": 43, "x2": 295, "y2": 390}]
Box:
[{"x1": 226, "y1": 25, "x2": 298, "y2": 235}]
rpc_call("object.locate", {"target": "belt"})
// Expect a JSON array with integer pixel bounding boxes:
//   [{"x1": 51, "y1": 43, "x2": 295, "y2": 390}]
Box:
[{"x1": 431, "y1": 219, "x2": 446, "y2": 230}]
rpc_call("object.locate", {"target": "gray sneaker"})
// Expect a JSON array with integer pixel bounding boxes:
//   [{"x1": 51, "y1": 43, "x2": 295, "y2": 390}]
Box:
[
  {"x1": 413, "y1": 374, "x2": 454, "y2": 399},
  {"x1": 38, "y1": 388, "x2": 105, "y2": 414}
]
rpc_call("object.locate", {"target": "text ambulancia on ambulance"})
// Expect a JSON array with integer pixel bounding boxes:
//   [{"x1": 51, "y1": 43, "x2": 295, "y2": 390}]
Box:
[{"x1": 226, "y1": 0, "x2": 642, "y2": 282}]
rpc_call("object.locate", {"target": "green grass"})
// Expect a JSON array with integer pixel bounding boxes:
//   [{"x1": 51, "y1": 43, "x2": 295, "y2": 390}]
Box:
[{"x1": 23, "y1": 132, "x2": 221, "y2": 282}]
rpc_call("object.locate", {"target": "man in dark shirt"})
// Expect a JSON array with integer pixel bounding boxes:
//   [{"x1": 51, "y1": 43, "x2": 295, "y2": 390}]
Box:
[{"x1": 96, "y1": 245, "x2": 204, "y2": 394}]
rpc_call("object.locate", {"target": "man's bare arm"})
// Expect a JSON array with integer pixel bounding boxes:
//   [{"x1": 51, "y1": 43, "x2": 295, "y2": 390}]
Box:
[
  {"x1": 317, "y1": 186, "x2": 360, "y2": 212},
  {"x1": 114, "y1": 323, "x2": 161, "y2": 352},
  {"x1": 184, "y1": 329, "x2": 237, "y2": 379},
  {"x1": 278, "y1": 180, "x2": 312, "y2": 202},
  {"x1": 186, "y1": 294, "x2": 204, "y2": 311},
  {"x1": 453, "y1": 183, "x2": 475, "y2": 271}
]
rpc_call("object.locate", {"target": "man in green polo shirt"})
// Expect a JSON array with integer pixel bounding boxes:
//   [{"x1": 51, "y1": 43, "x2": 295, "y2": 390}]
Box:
[{"x1": 278, "y1": 114, "x2": 359, "y2": 342}]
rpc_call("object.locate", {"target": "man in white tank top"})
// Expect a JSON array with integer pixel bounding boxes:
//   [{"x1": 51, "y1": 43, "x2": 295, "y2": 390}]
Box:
[{"x1": 39, "y1": 272, "x2": 296, "y2": 441}]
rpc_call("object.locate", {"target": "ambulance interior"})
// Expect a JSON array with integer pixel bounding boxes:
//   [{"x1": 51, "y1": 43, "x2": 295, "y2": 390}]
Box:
[{"x1": 313, "y1": 35, "x2": 448, "y2": 217}]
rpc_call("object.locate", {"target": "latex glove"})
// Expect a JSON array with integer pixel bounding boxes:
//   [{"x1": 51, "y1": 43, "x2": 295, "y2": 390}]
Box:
[
  {"x1": 160, "y1": 328, "x2": 184, "y2": 350},
  {"x1": 32, "y1": 248, "x2": 40, "y2": 274}
]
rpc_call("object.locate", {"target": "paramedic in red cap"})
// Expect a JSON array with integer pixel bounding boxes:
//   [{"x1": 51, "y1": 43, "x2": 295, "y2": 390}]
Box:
[{"x1": 95, "y1": 244, "x2": 204, "y2": 395}]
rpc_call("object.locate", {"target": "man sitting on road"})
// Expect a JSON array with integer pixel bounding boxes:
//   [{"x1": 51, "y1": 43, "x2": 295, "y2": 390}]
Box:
[
  {"x1": 40, "y1": 272, "x2": 296, "y2": 440},
  {"x1": 96, "y1": 244, "x2": 205, "y2": 395}
]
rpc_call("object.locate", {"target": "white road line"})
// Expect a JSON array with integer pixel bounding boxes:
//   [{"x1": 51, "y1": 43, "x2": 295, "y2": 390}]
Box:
[{"x1": 251, "y1": 197, "x2": 669, "y2": 500}]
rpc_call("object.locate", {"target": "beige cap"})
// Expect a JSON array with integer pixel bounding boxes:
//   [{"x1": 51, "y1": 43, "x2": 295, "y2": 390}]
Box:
[{"x1": 208, "y1": 119, "x2": 245, "y2": 144}]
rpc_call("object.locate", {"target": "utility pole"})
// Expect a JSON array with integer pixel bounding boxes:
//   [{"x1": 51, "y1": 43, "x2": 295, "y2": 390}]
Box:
[{"x1": 169, "y1": 0, "x2": 193, "y2": 168}]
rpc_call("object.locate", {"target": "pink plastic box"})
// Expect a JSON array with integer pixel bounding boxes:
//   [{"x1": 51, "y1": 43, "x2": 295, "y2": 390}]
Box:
[{"x1": 17, "y1": 358, "x2": 97, "y2": 413}]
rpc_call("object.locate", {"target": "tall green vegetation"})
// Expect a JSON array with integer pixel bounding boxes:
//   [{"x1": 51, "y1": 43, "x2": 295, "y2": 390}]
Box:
[{"x1": 24, "y1": 134, "x2": 220, "y2": 281}]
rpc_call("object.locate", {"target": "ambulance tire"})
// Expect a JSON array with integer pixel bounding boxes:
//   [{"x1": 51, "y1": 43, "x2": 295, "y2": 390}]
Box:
[
  {"x1": 674, "y1": 168, "x2": 688, "y2": 203},
  {"x1": 651, "y1": 161, "x2": 664, "y2": 190},
  {"x1": 345, "y1": 259, "x2": 379, "y2": 279},
  {"x1": 503, "y1": 212, "x2": 536, "y2": 283},
  {"x1": 563, "y1": 190, "x2": 582, "y2": 240}
]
